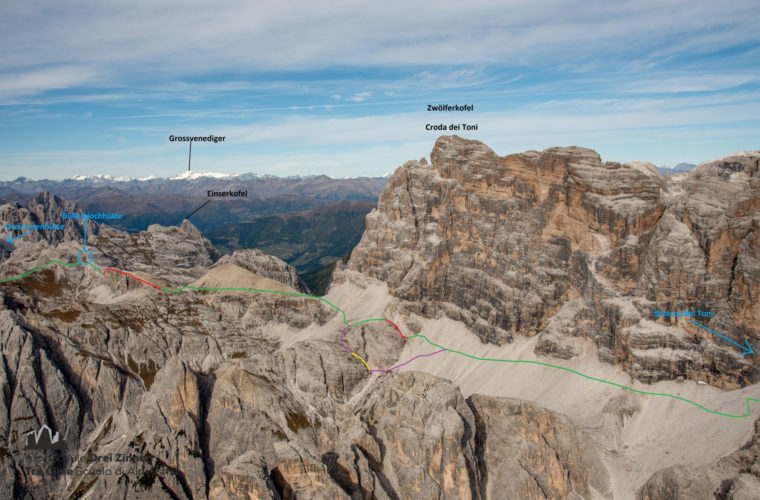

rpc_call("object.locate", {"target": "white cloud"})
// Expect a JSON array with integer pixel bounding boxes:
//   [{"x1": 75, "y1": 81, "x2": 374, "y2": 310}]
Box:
[
  {"x1": 0, "y1": 66, "x2": 96, "y2": 98},
  {"x1": 345, "y1": 92, "x2": 372, "y2": 102},
  {"x1": 619, "y1": 74, "x2": 760, "y2": 94},
  {"x1": 1, "y1": 0, "x2": 758, "y2": 95},
  {"x1": 1, "y1": 0, "x2": 757, "y2": 179}
]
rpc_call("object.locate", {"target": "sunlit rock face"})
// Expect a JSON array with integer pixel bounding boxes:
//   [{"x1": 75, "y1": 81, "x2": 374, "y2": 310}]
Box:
[{"x1": 349, "y1": 136, "x2": 760, "y2": 388}]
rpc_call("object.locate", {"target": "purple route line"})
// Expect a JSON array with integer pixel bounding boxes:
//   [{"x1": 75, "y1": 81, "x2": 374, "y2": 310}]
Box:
[
  {"x1": 339, "y1": 324, "x2": 446, "y2": 372},
  {"x1": 339, "y1": 325, "x2": 352, "y2": 353},
  {"x1": 370, "y1": 349, "x2": 447, "y2": 373}
]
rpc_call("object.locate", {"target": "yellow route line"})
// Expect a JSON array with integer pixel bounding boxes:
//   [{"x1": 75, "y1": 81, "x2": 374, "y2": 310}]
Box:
[{"x1": 351, "y1": 352, "x2": 371, "y2": 371}]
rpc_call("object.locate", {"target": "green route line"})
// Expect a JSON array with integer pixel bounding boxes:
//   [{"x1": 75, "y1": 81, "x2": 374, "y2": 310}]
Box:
[
  {"x1": 163, "y1": 284, "x2": 387, "y2": 329},
  {"x1": 402, "y1": 334, "x2": 760, "y2": 418},
  {"x1": 0, "y1": 260, "x2": 81, "y2": 283},
  {"x1": 2, "y1": 259, "x2": 759, "y2": 419}
]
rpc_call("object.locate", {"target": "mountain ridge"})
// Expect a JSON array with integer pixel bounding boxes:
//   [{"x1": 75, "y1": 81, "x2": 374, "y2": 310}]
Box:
[
  {"x1": 345, "y1": 136, "x2": 760, "y2": 389},
  {"x1": 6, "y1": 171, "x2": 390, "y2": 184},
  {"x1": 0, "y1": 139, "x2": 759, "y2": 498}
]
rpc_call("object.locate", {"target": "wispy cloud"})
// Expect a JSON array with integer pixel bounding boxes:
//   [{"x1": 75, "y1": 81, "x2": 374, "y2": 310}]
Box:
[
  {"x1": 3, "y1": 1, "x2": 759, "y2": 91},
  {"x1": 0, "y1": 66, "x2": 96, "y2": 98},
  {"x1": 618, "y1": 74, "x2": 760, "y2": 94},
  {"x1": 0, "y1": 0, "x2": 758, "y2": 179},
  {"x1": 346, "y1": 92, "x2": 372, "y2": 102}
]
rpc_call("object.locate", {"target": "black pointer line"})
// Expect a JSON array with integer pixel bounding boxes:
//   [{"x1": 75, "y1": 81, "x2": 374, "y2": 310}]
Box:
[{"x1": 183, "y1": 199, "x2": 212, "y2": 221}]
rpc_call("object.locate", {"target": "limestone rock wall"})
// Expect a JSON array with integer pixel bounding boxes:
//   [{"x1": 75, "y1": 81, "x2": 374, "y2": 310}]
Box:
[{"x1": 348, "y1": 136, "x2": 760, "y2": 387}]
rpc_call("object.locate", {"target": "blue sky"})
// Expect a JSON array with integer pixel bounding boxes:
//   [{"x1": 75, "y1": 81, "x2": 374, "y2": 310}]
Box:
[{"x1": 1, "y1": 0, "x2": 758, "y2": 180}]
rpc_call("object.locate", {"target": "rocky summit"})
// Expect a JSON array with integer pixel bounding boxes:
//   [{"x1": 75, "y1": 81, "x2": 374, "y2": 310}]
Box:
[
  {"x1": 348, "y1": 136, "x2": 760, "y2": 389},
  {"x1": 0, "y1": 138, "x2": 759, "y2": 499}
]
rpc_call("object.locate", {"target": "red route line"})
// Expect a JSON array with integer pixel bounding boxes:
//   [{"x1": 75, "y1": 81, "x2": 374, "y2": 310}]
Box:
[
  {"x1": 102, "y1": 267, "x2": 162, "y2": 290},
  {"x1": 384, "y1": 318, "x2": 408, "y2": 339}
]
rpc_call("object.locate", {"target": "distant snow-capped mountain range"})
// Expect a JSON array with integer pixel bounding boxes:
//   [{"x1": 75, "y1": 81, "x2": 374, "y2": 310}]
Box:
[
  {"x1": 1, "y1": 170, "x2": 390, "y2": 202},
  {"x1": 656, "y1": 162, "x2": 696, "y2": 175},
  {"x1": 52, "y1": 170, "x2": 392, "y2": 183},
  {"x1": 64, "y1": 171, "x2": 273, "y2": 182}
]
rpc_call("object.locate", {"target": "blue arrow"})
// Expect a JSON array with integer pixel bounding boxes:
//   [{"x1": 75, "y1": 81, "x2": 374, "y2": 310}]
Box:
[
  {"x1": 691, "y1": 319, "x2": 754, "y2": 356},
  {"x1": 7, "y1": 230, "x2": 33, "y2": 243}
]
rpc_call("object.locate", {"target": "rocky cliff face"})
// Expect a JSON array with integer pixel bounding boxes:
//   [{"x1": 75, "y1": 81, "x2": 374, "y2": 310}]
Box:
[
  {"x1": 0, "y1": 191, "x2": 94, "y2": 252},
  {"x1": 347, "y1": 136, "x2": 760, "y2": 388},
  {"x1": 0, "y1": 194, "x2": 602, "y2": 498},
  {"x1": 2, "y1": 142, "x2": 759, "y2": 498},
  {"x1": 213, "y1": 249, "x2": 309, "y2": 293}
]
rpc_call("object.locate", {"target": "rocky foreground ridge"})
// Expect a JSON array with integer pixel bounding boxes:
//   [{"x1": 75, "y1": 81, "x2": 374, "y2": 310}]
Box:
[
  {"x1": 0, "y1": 193, "x2": 610, "y2": 498},
  {"x1": 0, "y1": 139, "x2": 759, "y2": 499},
  {"x1": 347, "y1": 137, "x2": 760, "y2": 389}
]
